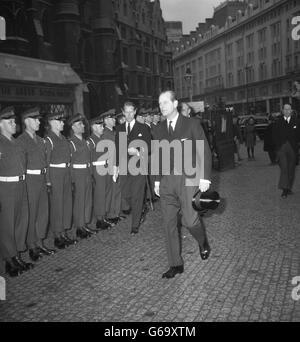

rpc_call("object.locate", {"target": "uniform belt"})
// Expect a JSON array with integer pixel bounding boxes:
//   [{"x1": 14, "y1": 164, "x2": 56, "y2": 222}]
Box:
[
  {"x1": 49, "y1": 163, "x2": 70, "y2": 168},
  {"x1": 92, "y1": 161, "x2": 107, "y2": 166},
  {"x1": 72, "y1": 163, "x2": 91, "y2": 169},
  {"x1": 27, "y1": 168, "x2": 46, "y2": 175},
  {"x1": 0, "y1": 175, "x2": 26, "y2": 182}
]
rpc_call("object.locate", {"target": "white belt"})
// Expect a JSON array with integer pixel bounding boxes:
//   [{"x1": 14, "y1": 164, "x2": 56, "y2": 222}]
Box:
[
  {"x1": 0, "y1": 175, "x2": 25, "y2": 182},
  {"x1": 72, "y1": 163, "x2": 90, "y2": 169},
  {"x1": 49, "y1": 163, "x2": 70, "y2": 168},
  {"x1": 27, "y1": 169, "x2": 46, "y2": 175},
  {"x1": 92, "y1": 161, "x2": 107, "y2": 166}
]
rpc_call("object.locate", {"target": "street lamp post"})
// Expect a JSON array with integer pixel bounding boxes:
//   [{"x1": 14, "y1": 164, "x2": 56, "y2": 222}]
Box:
[
  {"x1": 245, "y1": 65, "x2": 250, "y2": 115},
  {"x1": 184, "y1": 67, "x2": 193, "y2": 102}
]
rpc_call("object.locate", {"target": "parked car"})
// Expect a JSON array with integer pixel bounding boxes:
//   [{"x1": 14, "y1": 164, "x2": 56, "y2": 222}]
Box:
[{"x1": 238, "y1": 115, "x2": 269, "y2": 140}]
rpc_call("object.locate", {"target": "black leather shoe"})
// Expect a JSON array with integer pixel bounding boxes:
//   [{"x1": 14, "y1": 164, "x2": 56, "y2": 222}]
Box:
[
  {"x1": 83, "y1": 226, "x2": 97, "y2": 235},
  {"x1": 106, "y1": 217, "x2": 120, "y2": 225},
  {"x1": 38, "y1": 245, "x2": 56, "y2": 256},
  {"x1": 76, "y1": 228, "x2": 89, "y2": 239},
  {"x1": 29, "y1": 248, "x2": 43, "y2": 262},
  {"x1": 5, "y1": 261, "x2": 21, "y2": 277},
  {"x1": 287, "y1": 189, "x2": 294, "y2": 195},
  {"x1": 162, "y1": 266, "x2": 184, "y2": 279},
  {"x1": 281, "y1": 189, "x2": 288, "y2": 198},
  {"x1": 130, "y1": 227, "x2": 139, "y2": 235},
  {"x1": 62, "y1": 235, "x2": 78, "y2": 245},
  {"x1": 96, "y1": 220, "x2": 111, "y2": 230},
  {"x1": 54, "y1": 237, "x2": 67, "y2": 249},
  {"x1": 12, "y1": 256, "x2": 34, "y2": 271},
  {"x1": 199, "y1": 243, "x2": 211, "y2": 261}
]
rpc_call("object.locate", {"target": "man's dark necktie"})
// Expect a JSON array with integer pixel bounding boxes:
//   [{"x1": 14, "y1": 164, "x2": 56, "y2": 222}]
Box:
[
  {"x1": 127, "y1": 123, "x2": 131, "y2": 135},
  {"x1": 169, "y1": 121, "x2": 174, "y2": 137}
]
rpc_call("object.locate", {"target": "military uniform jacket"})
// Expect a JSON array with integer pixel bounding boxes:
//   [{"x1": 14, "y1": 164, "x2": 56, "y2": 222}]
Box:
[
  {"x1": 69, "y1": 135, "x2": 92, "y2": 180},
  {"x1": 17, "y1": 132, "x2": 47, "y2": 171},
  {"x1": 45, "y1": 131, "x2": 71, "y2": 184},
  {"x1": 0, "y1": 134, "x2": 25, "y2": 177},
  {"x1": 87, "y1": 134, "x2": 101, "y2": 163},
  {"x1": 102, "y1": 127, "x2": 116, "y2": 167}
]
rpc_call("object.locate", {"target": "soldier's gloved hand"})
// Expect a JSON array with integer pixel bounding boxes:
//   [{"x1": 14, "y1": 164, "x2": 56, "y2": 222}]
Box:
[
  {"x1": 71, "y1": 182, "x2": 76, "y2": 193},
  {"x1": 46, "y1": 183, "x2": 52, "y2": 194},
  {"x1": 154, "y1": 182, "x2": 160, "y2": 197},
  {"x1": 113, "y1": 166, "x2": 119, "y2": 183}
]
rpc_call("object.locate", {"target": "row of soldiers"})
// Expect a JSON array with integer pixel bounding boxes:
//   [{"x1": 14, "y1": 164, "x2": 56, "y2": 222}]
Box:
[{"x1": 0, "y1": 105, "x2": 162, "y2": 277}]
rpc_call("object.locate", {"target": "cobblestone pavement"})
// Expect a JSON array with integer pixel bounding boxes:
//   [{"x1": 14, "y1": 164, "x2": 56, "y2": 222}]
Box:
[{"x1": 0, "y1": 142, "x2": 300, "y2": 322}]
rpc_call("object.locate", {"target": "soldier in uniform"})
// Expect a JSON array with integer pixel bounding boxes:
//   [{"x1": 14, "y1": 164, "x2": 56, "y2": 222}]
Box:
[
  {"x1": 116, "y1": 113, "x2": 126, "y2": 126},
  {"x1": 45, "y1": 112, "x2": 77, "y2": 249},
  {"x1": 17, "y1": 107, "x2": 55, "y2": 263},
  {"x1": 68, "y1": 114, "x2": 96, "y2": 239},
  {"x1": 0, "y1": 107, "x2": 32, "y2": 277},
  {"x1": 87, "y1": 116, "x2": 112, "y2": 230},
  {"x1": 101, "y1": 110, "x2": 123, "y2": 224}
]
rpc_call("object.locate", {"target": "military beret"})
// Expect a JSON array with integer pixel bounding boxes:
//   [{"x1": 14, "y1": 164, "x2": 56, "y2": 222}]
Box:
[
  {"x1": 0, "y1": 106, "x2": 15, "y2": 120},
  {"x1": 67, "y1": 113, "x2": 85, "y2": 126},
  {"x1": 47, "y1": 111, "x2": 66, "y2": 121},
  {"x1": 89, "y1": 116, "x2": 104, "y2": 126},
  {"x1": 21, "y1": 107, "x2": 41, "y2": 120}
]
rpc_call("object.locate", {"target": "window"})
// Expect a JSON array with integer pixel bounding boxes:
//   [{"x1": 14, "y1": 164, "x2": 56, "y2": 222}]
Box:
[
  {"x1": 136, "y1": 49, "x2": 142, "y2": 66},
  {"x1": 123, "y1": 47, "x2": 128, "y2": 65}
]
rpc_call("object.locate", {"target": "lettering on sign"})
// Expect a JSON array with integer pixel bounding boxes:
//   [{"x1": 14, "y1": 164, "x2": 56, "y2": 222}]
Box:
[{"x1": 292, "y1": 16, "x2": 300, "y2": 41}]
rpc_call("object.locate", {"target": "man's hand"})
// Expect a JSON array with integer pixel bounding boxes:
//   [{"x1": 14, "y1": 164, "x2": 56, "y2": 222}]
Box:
[
  {"x1": 154, "y1": 182, "x2": 160, "y2": 197},
  {"x1": 113, "y1": 166, "x2": 119, "y2": 183},
  {"x1": 199, "y1": 179, "x2": 211, "y2": 193},
  {"x1": 128, "y1": 147, "x2": 140, "y2": 156}
]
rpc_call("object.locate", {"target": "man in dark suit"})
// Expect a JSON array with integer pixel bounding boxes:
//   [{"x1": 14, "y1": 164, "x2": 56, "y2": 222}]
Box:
[
  {"x1": 115, "y1": 101, "x2": 151, "y2": 234},
  {"x1": 272, "y1": 104, "x2": 300, "y2": 198},
  {"x1": 152, "y1": 90, "x2": 212, "y2": 279}
]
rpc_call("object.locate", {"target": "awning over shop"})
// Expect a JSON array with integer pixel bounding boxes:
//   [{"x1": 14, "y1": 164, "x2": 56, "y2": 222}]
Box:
[{"x1": 0, "y1": 53, "x2": 82, "y2": 85}]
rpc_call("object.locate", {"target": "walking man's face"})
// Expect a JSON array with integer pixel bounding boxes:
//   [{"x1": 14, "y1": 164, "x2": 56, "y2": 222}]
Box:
[
  {"x1": 159, "y1": 92, "x2": 178, "y2": 120},
  {"x1": 283, "y1": 104, "x2": 292, "y2": 118},
  {"x1": 122, "y1": 105, "x2": 136, "y2": 123}
]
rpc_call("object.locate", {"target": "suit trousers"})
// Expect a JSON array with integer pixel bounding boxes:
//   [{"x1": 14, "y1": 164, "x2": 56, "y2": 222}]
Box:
[
  {"x1": 49, "y1": 168, "x2": 72, "y2": 235},
  {"x1": 120, "y1": 174, "x2": 146, "y2": 228},
  {"x1": 26, "y1": 175, "x2": 49, "y2": 248},
  {"x1": 277, "y1": 142, "x2": 296, "y2": 190},
  {"x1": 72, "y1": 169, "x2": 92, "y2": 228},
  {"x1": 160, "y1": 175, "x2": 208, "y2": 267},
  {"x1": 0, "y1": 181, "x2": 28, "y2": 260}
]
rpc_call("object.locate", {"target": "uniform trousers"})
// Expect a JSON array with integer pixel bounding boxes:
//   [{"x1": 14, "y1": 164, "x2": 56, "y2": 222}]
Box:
[
  {"x1": 160, "y1": 175, "x2": 208, "y2": 267},
  {"x1": 72, "y1": 169, "x2": 92, "y2": 228},
  {"x1": 26, "y1": 175, "x2": 49, "y2": 248},
  {"x1": 93, "y1": 170, "x2": 112, "y2": 220},
  {"x1": 48, "y1": 168, "x2": 72, "y2": 235},
  {"x1": 0, "y1": 181, "x2": 28, "y2": 260}
]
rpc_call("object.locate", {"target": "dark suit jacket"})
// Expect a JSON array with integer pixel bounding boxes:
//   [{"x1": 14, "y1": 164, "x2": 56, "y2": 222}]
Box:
[
  {"x1": 152, "y1": 113, "x2": 212, "y2": 184},
  {"x1": 115, "y1": 120, "x2": 151, "y2": 170},
  {"x1": 272, "y1": 115, "x2": 300, "y2": 154}
]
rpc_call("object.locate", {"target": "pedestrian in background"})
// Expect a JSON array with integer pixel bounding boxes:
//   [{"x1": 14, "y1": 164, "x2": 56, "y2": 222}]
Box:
[
  {"x1": 264, "y1": 115, "x2": 277, "y2": 165},
  {"x1": 233, "y1": 117, "x2": 243, "y2": 163},
  {"x1": 245, "y1": 116, "x2": 256, "y2": 161}
]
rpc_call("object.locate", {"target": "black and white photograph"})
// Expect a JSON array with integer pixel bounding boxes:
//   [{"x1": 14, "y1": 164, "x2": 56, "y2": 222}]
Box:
[{"x1": 0, "y1": 0, "x2": 300, "y2": 325}]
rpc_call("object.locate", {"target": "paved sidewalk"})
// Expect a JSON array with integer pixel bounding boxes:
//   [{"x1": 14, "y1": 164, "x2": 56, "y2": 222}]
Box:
[{"x1": 0, "y1": 142, "x2": 300, "y2": 322}]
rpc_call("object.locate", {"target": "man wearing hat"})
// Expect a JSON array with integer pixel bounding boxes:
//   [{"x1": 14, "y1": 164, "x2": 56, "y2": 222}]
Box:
[
  {"x1": 45, "y1": 111, "x2": 76, "y2": 249},
  {"x1": 17, "y1": 107, "x2": 55, "y2": 262},
  {"x1": 87, "y1": 115, "x2": 112, "y2": 230},
  {"x1": 0, "y1": 106, "x2": 31, "y2": 277},
  {"x1": 68, "y1": 114, "x2": 96, "y2": 239},
  {"x1": 136, "y1": 109, "x2": 146, "y2": 125},
  {"x1": 151, "y1": 109, "x2": 161, "y2": 128},
  {"x1": 116, "y1": 113, "x2": 126, "y2": 126},
  {"x1": 101, "y1": 109, "x2": 123, "y2": 225},
  {"x1": 153, "y1": 90, "x2": 212, "y2": 279},
  {"x1": 115, "y1": 101, "x2": 151, "y2": 235}
]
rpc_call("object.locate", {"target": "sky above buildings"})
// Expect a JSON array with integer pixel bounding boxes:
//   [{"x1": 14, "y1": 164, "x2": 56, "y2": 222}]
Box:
[{"x1": 160, "y1": 0, "x2": 223, "y2": 34}]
